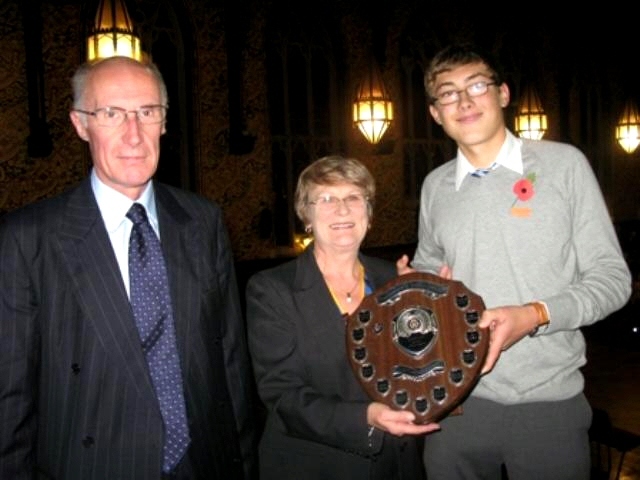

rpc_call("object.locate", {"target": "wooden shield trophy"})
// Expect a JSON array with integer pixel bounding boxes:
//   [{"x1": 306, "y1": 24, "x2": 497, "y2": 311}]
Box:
[{"x1": 345, "y1": 272, "x2": 489, "y2": 424}]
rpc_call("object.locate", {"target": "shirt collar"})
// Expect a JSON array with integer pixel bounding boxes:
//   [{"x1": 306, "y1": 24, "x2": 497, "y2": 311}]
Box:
[
  {"x1": 454, "y1": 129, "x2": 524, "y2": 190},
  {"x1": 90, "y1": 169, "x2": 158, "y2": 233}
]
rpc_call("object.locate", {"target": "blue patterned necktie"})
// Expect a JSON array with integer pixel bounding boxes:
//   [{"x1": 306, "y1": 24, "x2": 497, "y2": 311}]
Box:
[
  {"x1": 127, "y1": 203, "x2": 190, "y2": 473},
  {"x1": 471, "y1": 162, "x2": 498, "y2": 178}
]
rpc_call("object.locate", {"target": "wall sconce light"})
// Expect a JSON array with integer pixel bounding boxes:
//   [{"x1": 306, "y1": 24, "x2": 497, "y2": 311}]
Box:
[
  {"x1": 514, "y1": 85, "x2": 547, "y2": 140},
  {"x1": 293, "y1": 232, "x2": 313, "y2": 254},
  {"x1": 615, "y1": 100, "x2": 640, "y2": 154},
  {"x1": 87, "y1": 0, "x2": 141, "y2": 61},
  {"x1": 353, "y1": 62, "x2": 393, "y2": 144}
]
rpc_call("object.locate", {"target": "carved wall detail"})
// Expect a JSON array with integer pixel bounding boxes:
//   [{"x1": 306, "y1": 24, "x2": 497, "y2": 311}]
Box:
[{"x1": 1, "y1": 1, "x2": 637, "y2": 261}]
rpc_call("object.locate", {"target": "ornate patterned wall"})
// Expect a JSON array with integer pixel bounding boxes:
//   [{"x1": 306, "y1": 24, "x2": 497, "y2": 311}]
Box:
[
  {"x1": 1, "y1": 1, "x2": 638, "y2": 262},
  {"x1": 0, "y1": 1, "x2": 88, "y2": 214},
  {"x1": 190, "y1": 1, "x2": 278, "y2": 261}
]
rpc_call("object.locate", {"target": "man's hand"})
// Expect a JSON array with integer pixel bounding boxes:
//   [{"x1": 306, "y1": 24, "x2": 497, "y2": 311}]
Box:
[
  {"x1": 396, "y1": 255, "x2": 414, "y2": 275},
  {"x1": 478, "y1": 303, "x2": 541, "y2": 374},
  {"x1": 396, "y1": 256, "x2": 452, "y2": 279},
  {"x1": 437, "y1": 264, "x2": 452, "y2": 280}
]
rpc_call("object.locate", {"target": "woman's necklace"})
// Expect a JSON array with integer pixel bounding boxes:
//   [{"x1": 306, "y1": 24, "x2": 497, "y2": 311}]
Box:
[
  {"x1": 345, "y1": 263, "x2": 364, "y2": 303},
  {"x1": 328, "y1": 263, "x2": 364, "y2": 307}
]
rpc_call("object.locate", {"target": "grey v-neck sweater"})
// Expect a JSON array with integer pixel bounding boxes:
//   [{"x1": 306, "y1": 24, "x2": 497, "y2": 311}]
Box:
[{"x1": 413, "y1": 136, "x2": 631, "y2": 404}]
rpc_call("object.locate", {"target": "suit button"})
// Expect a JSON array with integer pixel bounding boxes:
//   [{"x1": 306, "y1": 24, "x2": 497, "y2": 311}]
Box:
[
  {"x1": 82, "y1": 436, "x2": 95, "y2": 448},
  {"x1": 71, "y1": 363, "x2": 81, "y2": 375}
]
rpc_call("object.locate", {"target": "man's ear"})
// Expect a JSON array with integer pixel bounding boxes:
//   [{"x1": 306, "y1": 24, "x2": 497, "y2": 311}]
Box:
[
  {"x1": 69, "y1": 111, "x2": 89, "y2": 141},
  {"x1": 429, "y1": 104, "x2": 442, "y2": 125},
  {"x1": 499, "y1": 83, "x2": 510, "y2": 108}
]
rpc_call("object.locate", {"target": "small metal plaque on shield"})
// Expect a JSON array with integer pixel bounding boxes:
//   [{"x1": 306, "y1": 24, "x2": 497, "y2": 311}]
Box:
[{"x1": 345, "y1": 272, "x2": 488, "y2": 424}]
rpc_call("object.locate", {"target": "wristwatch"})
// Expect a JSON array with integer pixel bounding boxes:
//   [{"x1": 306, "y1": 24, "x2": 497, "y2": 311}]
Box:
[{"x1": 527, "y1": 301, "x2": 550, "y2": 337}]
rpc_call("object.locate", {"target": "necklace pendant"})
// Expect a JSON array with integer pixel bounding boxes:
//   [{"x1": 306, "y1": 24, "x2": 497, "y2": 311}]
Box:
[{"x1": 346, "y1": 293, "x2": 352, "y2": 303}]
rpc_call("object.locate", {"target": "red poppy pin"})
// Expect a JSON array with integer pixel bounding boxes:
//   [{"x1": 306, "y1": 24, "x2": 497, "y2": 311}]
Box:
[{"x1": 510, "y1": 172, "x2": 536, "y2": 217}]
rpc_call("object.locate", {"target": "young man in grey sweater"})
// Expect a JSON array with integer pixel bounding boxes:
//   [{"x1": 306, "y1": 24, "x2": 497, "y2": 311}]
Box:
[{"x1": 407, "y1": 43, "x2": 632, "y2": 479}]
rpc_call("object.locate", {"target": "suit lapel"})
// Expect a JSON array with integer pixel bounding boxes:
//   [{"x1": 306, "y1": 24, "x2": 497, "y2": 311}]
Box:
[
  {"x1": 359, "y1": 255, "x2": 394, "y2": 292},
  {"x1": 292, "y1": 250, "x2": 397, "y2": 354},
  {"x1": 154, "y1": 186, "x2": 197, "y2": 371},
  {"x1": 57, "y1": 180, "x2": 156, "y2": 402},
  {"x1": 292, "y1": 248, "x2": 349, "y2": 355}
]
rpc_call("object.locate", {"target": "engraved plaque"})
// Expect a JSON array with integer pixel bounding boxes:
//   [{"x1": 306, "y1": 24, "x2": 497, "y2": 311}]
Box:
[{"x1": 345, "y1": 272, "x2": 488, "y2": 424}]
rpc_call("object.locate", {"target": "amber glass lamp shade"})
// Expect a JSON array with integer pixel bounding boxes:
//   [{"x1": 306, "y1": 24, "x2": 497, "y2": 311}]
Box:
[
  {"x1": 293, "y1": 232, "x2": 313, "y2": 254},
  {"x1": 616, "y1": 100, "x2": 640, "y2": 154},
  {"x1": 353, "y1": 63, "x2": 394, "y2": 144},
  {"x1": 514, "y1": 85, "x2": 547, "y2": 140},
  {"x1": 87, "y1": 0, "x2": 141, "y2": 61}
]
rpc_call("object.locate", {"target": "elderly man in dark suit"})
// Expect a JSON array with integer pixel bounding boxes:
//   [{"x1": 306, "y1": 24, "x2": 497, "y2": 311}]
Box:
[{"x1": 0, "y1": 56, "x2": 257, "y2": 479}]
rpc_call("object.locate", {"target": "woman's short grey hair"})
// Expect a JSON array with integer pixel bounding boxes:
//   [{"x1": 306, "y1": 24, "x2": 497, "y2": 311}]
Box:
[{"x1": 294, "y1": 155, "x2": 375, "y2": 225}]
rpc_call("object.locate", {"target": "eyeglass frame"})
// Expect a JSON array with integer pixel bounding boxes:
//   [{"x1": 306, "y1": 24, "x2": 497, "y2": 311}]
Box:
[
  {"x1": 72, "y1": 105, "x2": 168, "y2": 127},
  {"x1": 307, "y1": 193, "x2": 369, "y2": 211},
  {"x1": 431, "y1": 80, "x2": 497, "y2": 106}
]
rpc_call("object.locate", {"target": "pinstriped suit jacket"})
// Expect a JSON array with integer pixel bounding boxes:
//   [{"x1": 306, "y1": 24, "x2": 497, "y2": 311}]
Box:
[{"x1": 0, "y1": 178, "x2": 257, "y2": 479}]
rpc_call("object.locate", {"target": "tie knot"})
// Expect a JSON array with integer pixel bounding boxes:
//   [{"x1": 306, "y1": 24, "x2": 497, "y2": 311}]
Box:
[
  {"x1": 127, "y1": 203, "x2": 149, "y2": 226},
  {"x1": 471, "y1": 162, "x2": 498, "y2": 178}
]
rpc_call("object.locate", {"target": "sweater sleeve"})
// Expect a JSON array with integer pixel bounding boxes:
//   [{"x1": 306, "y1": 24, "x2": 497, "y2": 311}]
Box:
[
  {"x1": 541, "y1": 145, "x2": 632, "y2": 332},
  {"x1": 412, "y1": 166, "x2": 449, "y2": 275}
]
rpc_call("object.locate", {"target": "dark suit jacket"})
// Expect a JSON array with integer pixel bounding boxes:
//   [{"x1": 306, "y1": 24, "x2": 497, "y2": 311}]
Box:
[
  {"x1": 0, "y1": 178, "x2": 257, "y2": 480},
  {"x1": 246, "y1": 247, "x2": 426, "y2": 480}
]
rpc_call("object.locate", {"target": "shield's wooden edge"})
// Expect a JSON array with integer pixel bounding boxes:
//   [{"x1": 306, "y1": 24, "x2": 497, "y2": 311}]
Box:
[{"x1": 345, "y1": 272, "x2": 489, "y2": 423}]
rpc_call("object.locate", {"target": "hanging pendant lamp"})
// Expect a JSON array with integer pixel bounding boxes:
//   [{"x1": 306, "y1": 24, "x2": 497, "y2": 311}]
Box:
[
  {"x1": 353, "y1": 62, "x2": 393, "y2": 144},
  {"x1": 514, "y1": 85, "x2": 547, "y2": 140},
  {"x1": 87, "y1": 0, "x2": 141, "y2": 61},
  {"x1": 615, "y1": 100, "x2": 640, "y2": 154}
]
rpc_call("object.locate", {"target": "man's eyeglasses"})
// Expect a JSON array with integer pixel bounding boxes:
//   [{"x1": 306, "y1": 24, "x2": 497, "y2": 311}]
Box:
[
  {"x1": 432, "y1": 81, "x2": 496, "y2": 106},
  {"x1": 308, "y1": 193, "x2": 368, "y2": 211},
  {"x1": 73, "y1": 105, "x2": 168, "y2": 128}
]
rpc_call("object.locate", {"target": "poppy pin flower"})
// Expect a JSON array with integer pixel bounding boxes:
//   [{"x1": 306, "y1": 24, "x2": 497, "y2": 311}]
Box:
[{"x1": 510, "y1": 172, "x2": 536, "y2": 217}]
